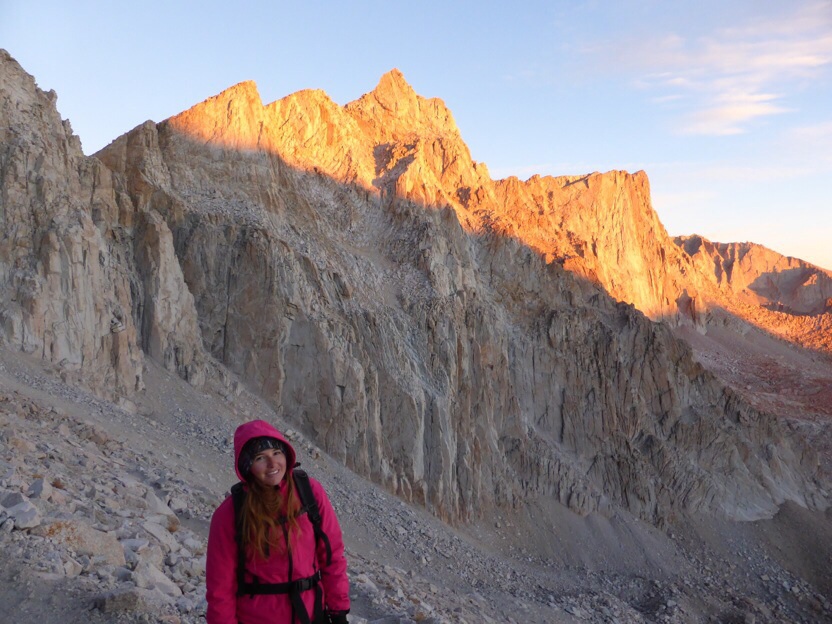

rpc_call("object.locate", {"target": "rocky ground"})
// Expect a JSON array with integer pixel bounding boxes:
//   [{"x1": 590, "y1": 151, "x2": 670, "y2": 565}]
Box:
[
  {"x1": 1, "y1": 347, "x2": 830, "y2": 624},
  {"x1": 677, "y1": 322, "x2": 832, "y2": 482}
]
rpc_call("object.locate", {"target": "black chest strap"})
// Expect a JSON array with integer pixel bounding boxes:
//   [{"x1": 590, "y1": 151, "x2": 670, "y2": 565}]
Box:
[{"x1": 238, "y1": 569, "x2": 325, "y2": 624}]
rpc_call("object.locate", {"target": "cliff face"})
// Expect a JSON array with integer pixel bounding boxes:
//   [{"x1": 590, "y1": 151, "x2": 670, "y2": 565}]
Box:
[
  {"x1": 0, "y1": 50, "x2": 825, "y2": 526},
  {"x1": 491, "y1": 171, "x2": 693, "y2": 318},
  {"x1": 673, "y1": 235, "x2": 832, "y2": 353},
  {"x1": 677, "y1": 235, "x2": 832, "y2": 314},
  {"x1": 0, "y1": 51, "x2": 206, "y2": 398},
  {"x1": 0, "y1": 50, "x2": 141, "y2": 397},
  {"x1": 90, "y1": 68, "x2": 826, "y2": 524}
]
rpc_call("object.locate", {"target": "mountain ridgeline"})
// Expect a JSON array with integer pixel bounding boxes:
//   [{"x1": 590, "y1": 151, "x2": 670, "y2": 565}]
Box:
[{"x1": 0, "y1": 51, "x2": 827, "y2": 530}]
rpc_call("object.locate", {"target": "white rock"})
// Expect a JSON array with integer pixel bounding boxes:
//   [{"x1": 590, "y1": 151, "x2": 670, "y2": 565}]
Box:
[
  {"x1": 142, "y1": 521, "x2": 179, "y2": 553},
  {"x1": 32, "y1": 519, "x2": 125, "y2": 565},
  {"x1": 138, "y1": 543, "x2": 166, "y2": 571},
  {"x1": 6, "y1": 500, "x2": 41, "y2": 528},
  {"x1": 169, "y1": 497, "x2": 189, "y2": 513},
  {"x1": 187, "y1": 555, "x2": 206, "y2": 577},
  {"x1": 145, "y1": 489, "x2": 176, "y2": 517},
  {"x1": 132, "y1": 562, "x2": 183, "y2": 597},
  {"x1": 63, "y1": 557, "x2": 83, "y2": 577},
  {"x1": 182, "y1": 536, "x2": 203, "y2": 553}
]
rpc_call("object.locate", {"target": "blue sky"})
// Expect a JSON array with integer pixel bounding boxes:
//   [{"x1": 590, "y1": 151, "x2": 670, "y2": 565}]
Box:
[{"x1": 3, "y1": 1, "x2": 831, "y2": 269}]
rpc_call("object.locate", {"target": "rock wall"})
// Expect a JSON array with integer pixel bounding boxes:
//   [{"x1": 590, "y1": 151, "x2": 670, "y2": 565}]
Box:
[
  {"x1": 0, "y1": 49, "x2": 825, "y2": 527},
  {"x1": 96, "y1": 71, "x2": 826, "y2": 524},
  {"x1": 0, "y1": 50, "x2": 206, "y2": 398},
  {"x1": 677, "y1": 234, "x2": 832, "y2": 315}
]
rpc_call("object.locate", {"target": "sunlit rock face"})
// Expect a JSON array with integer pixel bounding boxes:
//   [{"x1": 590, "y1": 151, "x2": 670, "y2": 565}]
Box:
[
  {"x1": 0, "y1": 51, "x2": 206, "y2": 397},
  {"x1": 0, "y1": 47, "x2": 824, "y2": 527},
  {"x1": 92, "y1": 67, "x2": 826, "y2": 525},
  {"x1": 675, "y1": 235, "x2": 832, "y2": 346},
  {"x1": 674, "y1": 235, "x2": 832, "y2": 313}
]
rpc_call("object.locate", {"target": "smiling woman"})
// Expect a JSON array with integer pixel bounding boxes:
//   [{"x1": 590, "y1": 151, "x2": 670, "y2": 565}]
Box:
[
  {"x1": 206, "y1": 419, "x2": 350, "y2": 624},
  {"x1": 245, "y1": 440, "x2": 288, "y2": 488}
]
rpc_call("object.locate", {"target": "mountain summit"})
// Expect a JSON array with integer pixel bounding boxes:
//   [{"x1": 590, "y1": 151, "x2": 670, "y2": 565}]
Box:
[
  {"x1": 346, "y1": 68, "x2": 460, "y2": 140},
  {"x1": 90, "y1": 66, "x2": 827, "y2": 526},
  {"x1": 138, "y1": 68, "x2": 832, "y2": 354}
]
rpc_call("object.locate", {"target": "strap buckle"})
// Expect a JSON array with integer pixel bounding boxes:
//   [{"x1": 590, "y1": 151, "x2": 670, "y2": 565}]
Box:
[{"x1": 295, "y1": 569, "x2": 322, "y2": 592}]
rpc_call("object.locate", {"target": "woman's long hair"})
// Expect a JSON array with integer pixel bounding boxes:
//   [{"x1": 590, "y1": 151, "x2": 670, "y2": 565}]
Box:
[{"x1": 240, "y1": 474, "x2": 302, "y2": 560}]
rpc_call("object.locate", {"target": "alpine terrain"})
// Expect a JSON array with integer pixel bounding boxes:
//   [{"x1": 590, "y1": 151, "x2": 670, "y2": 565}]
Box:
[{"x1": 1, "y1": 49, "x2": 830, "y2": 623}]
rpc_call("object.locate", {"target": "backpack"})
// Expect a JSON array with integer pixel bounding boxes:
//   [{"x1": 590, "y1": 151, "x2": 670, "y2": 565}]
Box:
[{"x1": 230, "y1": 468, "x2": 333, "y2": 624}]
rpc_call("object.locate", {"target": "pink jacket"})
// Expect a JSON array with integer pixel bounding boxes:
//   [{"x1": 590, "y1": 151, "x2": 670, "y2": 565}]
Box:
[{"x1": 206, "y1": 420, "x2": 350, "y2": 623}]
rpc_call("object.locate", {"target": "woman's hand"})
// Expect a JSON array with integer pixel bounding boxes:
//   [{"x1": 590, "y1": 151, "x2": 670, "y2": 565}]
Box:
[{"x1": 328, "y1": 611, "x2": 349, "y2": 624}]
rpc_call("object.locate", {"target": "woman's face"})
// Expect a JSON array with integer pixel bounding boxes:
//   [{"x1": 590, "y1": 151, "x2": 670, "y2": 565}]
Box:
[{"x1": 249, "y1": 446, "x2": 287, "y2": 487}]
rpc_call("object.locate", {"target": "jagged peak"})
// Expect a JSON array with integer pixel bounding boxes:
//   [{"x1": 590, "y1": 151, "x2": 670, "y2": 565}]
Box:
[
  {"x1": 225, "y1": 79, "x2": 260, "y2": 95},
  {"x1": 166, "y1": 80, "x2": 263, "y2": 124},
  {"x1": 195, "y1": 80, "x2": 262, "y2": 110},
  {"x1": 345, "y1": 69, "x2": 460, "y2": 143},
  {"x1": 1, "y1": 48, "x2": 57, "y2": 106},
  {"x1": 679, "y1": 235, "x2": 829, "y2": 271},
  {"x1": 163, "y1": 80, "x2": 265, "y2": 148},
  {"x1": 374, "y1": 68, "x2": 417, "y2": 100},
  {"x1": 267, "y1": 87, "x2": 338, "y2": 113},
  {"x1": 349, "y1": 68, "x2": 419, "y2": 115}
]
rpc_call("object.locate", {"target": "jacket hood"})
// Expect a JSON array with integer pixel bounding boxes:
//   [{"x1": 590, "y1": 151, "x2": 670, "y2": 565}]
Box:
[{"x1": 233, "y1": 419, "x2": 297, "y2": 482}]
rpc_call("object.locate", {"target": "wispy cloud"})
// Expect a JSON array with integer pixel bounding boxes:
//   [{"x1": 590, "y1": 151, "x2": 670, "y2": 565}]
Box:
[
  {"x1": 781, "y1": 119, "x2": 832, "y2": 169},
  {"x1": 596, "y1": 2, "x2": 832, "y2": 135},
  {"x1": 680, "y1": 93, "x2": 791, "y2": 135}
]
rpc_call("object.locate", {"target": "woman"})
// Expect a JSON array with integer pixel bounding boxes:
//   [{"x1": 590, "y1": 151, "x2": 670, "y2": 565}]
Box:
[{"x1": 207, "y1": 419, "x2": 350, "y2": 623}]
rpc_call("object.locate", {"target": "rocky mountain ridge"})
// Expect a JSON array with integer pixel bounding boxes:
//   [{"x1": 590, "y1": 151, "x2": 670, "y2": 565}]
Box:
[
  {"x1": 1, "y1": 51, "x2": 827, "y2": 532},
  {"x1": 102, "y1": 64, "x2": 830, "y2": 524},
  {"x1": 2, "y1": 48, "x2": 832, "y2": 623},
  {"x1": 675, "y1": 235, "x2": 832, "y2": 353},
  {"x1": 675, "y1": 235, "x2": 832, "y2": 315}
]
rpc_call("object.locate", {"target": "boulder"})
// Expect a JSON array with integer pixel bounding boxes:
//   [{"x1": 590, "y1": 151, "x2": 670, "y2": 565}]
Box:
[
  {"x1": 132, "y1": 562, "x2": 183, "y2": 597},
  {"x1": 32, "y1": 519, "x2": 125, "y2": 566}
]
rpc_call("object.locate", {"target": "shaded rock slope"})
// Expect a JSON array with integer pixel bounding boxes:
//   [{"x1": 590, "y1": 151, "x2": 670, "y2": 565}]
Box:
[
  {"x1": 95, "y1": 66, "x2": 829, "y2": 527},
  {"x1": 2, "y1": 349, "x2": 829, "y2": 623},
  {"x1": 0, "y1": 50, "x2": 207, "y2": 400},
  {"x1": 1, "y1": 50, "x2": 828, "y2": 539}
]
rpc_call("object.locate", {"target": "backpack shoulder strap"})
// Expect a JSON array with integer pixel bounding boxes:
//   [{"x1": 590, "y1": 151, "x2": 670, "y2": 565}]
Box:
[
  {"x1": 230, "y1": 482, "x2": 248, "y2": 592},
  {"x1": 292, "y1": 469, "x2": 333, "y2": 566}
]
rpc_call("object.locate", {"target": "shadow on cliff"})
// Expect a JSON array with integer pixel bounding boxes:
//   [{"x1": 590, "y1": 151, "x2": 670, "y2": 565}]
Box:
[{"x1": 98, "y1": 122, "x2": 830, "y2": 536}]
